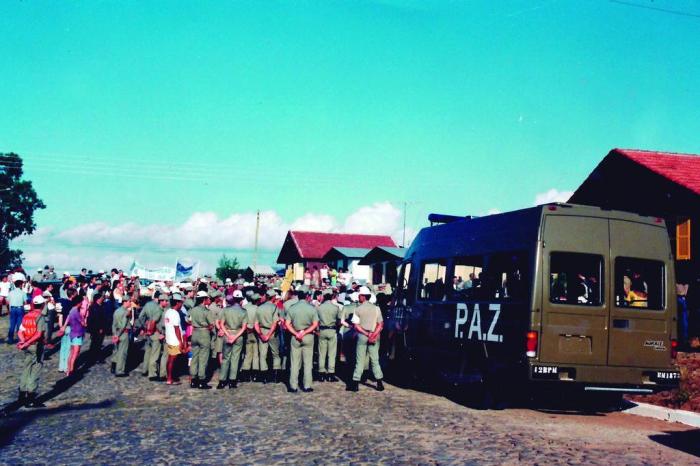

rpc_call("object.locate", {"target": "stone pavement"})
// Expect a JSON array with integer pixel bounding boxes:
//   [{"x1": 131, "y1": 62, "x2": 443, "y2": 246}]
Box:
[{"x1": 0, "y1": 319, "x2": 699, "y2": 465}]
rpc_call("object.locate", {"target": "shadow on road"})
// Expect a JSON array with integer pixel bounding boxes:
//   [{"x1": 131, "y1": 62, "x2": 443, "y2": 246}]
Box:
[
  {"x1": 0, "y1": 399, "x2": 115, "y2": 449},
  {"x1": 649, "y1": 429, "x2": 700, "y2": 458}
]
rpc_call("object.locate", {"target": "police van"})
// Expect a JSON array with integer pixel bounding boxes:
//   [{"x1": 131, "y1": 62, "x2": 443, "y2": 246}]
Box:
[{"x1": 391, "y1": 204, "x2": 680, "y2": 401}]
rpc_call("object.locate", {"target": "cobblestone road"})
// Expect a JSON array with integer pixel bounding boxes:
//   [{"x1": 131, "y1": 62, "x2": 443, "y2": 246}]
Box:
[{"x1": 0, "y1": 320, "x2": 698, "y2": 465}]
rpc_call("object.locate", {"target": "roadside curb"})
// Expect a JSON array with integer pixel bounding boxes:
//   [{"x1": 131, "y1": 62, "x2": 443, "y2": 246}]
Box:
[{"x1": 623, "y1": 401, "x2": 700, "y2": 428}]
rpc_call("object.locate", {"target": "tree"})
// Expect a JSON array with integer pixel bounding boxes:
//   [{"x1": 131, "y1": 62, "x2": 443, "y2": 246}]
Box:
[
  {"x1": 215, "y1": 254, "x2": 241, "y2": 282},
  {"x1": 0, "y1": 153, "x2": 46, "y2": 270}
]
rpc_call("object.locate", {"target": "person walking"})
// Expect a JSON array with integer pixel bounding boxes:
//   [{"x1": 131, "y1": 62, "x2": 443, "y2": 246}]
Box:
[
  {"x1": 63, "y1": 295, "x2": 88, "y2": 377},
  {"x1": 137, "y1": 291, "x2": 168, "y2": 380},
  {"x1": 255, "y1": 290, "x2": 281, "y2": 383},
  {"x1": 316, "y1": 291, "x2": 342, "y2": 382},
  {"x1": 16, "y1": 295, "x2": 48, "y2": 407},
  {"x1": 189, "y1": 291, "x2": 213, "y2": 389},
  {"x1": 218, "y1": 290, "x2": 247, "y2": 389},
  {"x1": 87, "y1": 292, "x2": 109, "y2": 364},
  {"x1": 348, "y1": 287, "x2": 385, "y2": 392},
  {"x1": 285, "y1": 290, "x2": 318, "y2": 393}
]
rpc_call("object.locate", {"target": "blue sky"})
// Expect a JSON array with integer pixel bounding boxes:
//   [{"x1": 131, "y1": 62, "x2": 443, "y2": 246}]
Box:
[{"x1": 3, "y1": 0, "x2": 700, "y2": 272}]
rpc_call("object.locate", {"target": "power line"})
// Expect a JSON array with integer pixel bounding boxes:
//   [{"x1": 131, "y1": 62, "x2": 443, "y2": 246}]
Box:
[{"x1": 609, "y1": 0, "x2": 700, "y2": 18}]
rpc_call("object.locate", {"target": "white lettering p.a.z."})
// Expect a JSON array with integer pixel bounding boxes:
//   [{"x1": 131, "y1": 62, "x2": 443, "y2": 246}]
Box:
[{"x1": 454, "y1": 303, "x2": 503, "y2": 343}]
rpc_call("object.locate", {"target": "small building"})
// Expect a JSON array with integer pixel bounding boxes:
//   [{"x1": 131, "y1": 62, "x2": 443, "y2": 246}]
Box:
[
  {"x1": 570, "y1": 148, "x2": 700, "y2": 281},
  {"x1": 322, "y1": 247, "x2": 372, "y2": 283},
  {"x1": 245, "y1": 265, "x2": 276, "y2": 281},
  {"x1": 359, "y1": 246, "x2": 406, "y2": 286},
  {"x1": 276, "y1": 231, "x2": 397, "y2": 281}
]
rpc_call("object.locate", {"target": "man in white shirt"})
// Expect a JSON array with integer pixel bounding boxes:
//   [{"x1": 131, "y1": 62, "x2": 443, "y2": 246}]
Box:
[
  {"x1": 0, "y1": 274, "x2": 10, "y2": 316},
  {"x1": 163, "y1": 293, "x2": 186, "y2": 385}
]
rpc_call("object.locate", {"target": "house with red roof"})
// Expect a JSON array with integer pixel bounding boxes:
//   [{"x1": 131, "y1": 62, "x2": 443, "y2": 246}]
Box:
[
  {"x1": 276, "y1": 231, "x2": 397, "y2": 282},
  {"x1": 570, "y1": 148, "x2": 700, "y2": 280}
]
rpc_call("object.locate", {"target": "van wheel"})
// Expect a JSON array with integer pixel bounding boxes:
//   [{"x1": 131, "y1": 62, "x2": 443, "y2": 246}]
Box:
[{"x1": 581, "y1": 392, "x2": 624, "y2": 412}]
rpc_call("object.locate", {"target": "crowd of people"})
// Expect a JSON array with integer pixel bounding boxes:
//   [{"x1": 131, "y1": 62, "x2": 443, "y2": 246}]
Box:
[{"x1": 3, "y1": 266, "x2": 395, "y2": 408}]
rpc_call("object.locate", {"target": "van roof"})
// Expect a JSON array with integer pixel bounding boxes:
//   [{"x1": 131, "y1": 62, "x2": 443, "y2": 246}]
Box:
[{"x1": 405, "y1": 204, "x2": 665, "y2": 262}]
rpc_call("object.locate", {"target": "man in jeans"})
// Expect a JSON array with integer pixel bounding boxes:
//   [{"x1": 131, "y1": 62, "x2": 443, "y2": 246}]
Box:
[{"x1": 7, "y1": 277, "x2": 27, "y2": 344}]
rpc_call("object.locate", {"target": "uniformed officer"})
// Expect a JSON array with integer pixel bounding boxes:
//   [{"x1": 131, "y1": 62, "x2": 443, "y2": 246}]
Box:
[
  {"x1": 241, "y1": 293, "x2": 260, "y2": 382},
  {"x1": 136, "y1": 291, "x2": 167, "y2": 380},
  {"x1": 286, "y1": 290, "x2": 319, "y2": 393},
  {"x1": 112, "y1": 297, "x2": 136, "y2": 378},
  {"x1": 17, "y1": 295, "x2": 48, "y2": 407},
  {"x1": 316, "y1": 291, "x2": 342, "y2": 382},
  {"x1": 208, "y1": 290, "x2": 224, "y2": 367},
  {"x1": 218, "y1": 290, "x2": 248, "y2": 389},
  {"x1": 255, "y1": 289, "x2": 281, "y2": 383},
  {"x1": 348, "y1": 287, "x2": 385, "y2": 392},
  {"x1": 280, "y1": 288, "x2": 300, "y2": 371},
  {"x1": 189, "y1": 291, "x2": 214, "y2": 389}
]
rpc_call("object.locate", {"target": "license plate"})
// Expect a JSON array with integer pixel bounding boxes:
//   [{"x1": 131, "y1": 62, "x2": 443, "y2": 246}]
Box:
[
  {"x1": 655, "y1": 371, "x2": 680, "y2": 381},
  {"x1": 533, "y1": 366, "x2": 558, "y2": 376}
]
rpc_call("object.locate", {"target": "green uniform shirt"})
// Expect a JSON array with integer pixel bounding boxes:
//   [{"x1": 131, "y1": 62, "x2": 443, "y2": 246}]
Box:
[
  {"x1": 341, "y1": 302, "x2": 357, "y2": 323},
  {"x1": 137, "y1": 300, "x2": 163, "y2": 331},
  {"x1": 287, "y1": 301, "x2": 318, "y2": 330},
  {"x1": 189, "y1": 305, "x2": 213, "y2": 329},
  {"x1": 354, "y1": 302, "x2": 383, "y2": 332},
  {"x1": 256, "y1": 302, "x2": 278, "y2": 328},
  {"x1": 317, "y1": 301, "x2": 341, "y2": 327},
  {"x1": 208, "y1": 304, "x2": 223, "y2": 324},
  {"x1": 243, "y1": 303, "x2": 258, "y2": 330},
  {"x1": 112, "y1": 306, "x2": 132, "y2": 335},
  {"x1": 184, "y1": 298, "x2": 195, "y2": 310},
  {"x1": 222, "y1": 305, "x2": 248, "y2": 332}
]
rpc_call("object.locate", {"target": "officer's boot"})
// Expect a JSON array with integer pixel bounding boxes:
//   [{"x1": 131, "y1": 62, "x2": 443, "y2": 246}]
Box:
[
  {"x1": 239, "y1": 370, "x2": 248, "y2": 382},
  {"x1": 260, "y1": 371, "x2": 268, "y2": 385},
  {"x1": 190, "y1": 377, "x2": 199, "y2": 389},
  {"x1": 346, "y1": 380, "x2": 359, "y2": 392},
  {"x1": 274, "y1": 370, "x2": 281, "y2": 383},
  {"x1": 110, "y1": 362, "x2": 116, "y2": 374},
  {"x1": 328, "y1": 373, "x2": 337, "y2": 382},
  {"x1": 26, "y1": 392, "x2": 45, "y2": 409},
  {"x1": 251, "y1": 370, "x2": 258, "y2": 382},
  {"x1": 376, "y1": 379, "x2": 385, "y2": 392},
  {"x1": 17, "y1": 390, "x2": 27, "y2": 405},
  {"x1": 199, "y1": 379, "x2": 212, "y2": 390},
  {"x1": 228, "y1": 379, "x2": 238, "y2": 389},
  {"x1": 216, "y1": 380, "x2": 227, "y2": 390}
]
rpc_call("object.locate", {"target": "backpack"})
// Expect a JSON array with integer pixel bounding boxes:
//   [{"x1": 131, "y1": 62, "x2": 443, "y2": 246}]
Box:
[{"x1": 20, "y1": 311, "x2": 39, "y2": 339}]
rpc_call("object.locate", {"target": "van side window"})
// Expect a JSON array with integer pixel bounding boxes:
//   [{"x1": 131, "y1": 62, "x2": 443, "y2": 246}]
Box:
[
  {"x1": 549, "y1": 253, "x2": 603, "y2": 306},
  {"x1": 450, "y1": 256, "x2": 484, "y2": 300},
  {"x1": 397, "y1": 262, "x2": 414, "y2": 303},
  {"x1": 486, "y1": 252, "x2": 529, "y2": 301},
  {"x1": 419, "y1": 261, "x2": 447, "y2": 301},
  {"x1": 614, "y1": 257, "x2": 664, "y2": 310}
]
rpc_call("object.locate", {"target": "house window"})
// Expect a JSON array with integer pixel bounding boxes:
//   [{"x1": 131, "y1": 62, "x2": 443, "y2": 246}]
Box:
[{"x1": 677, "y1": 218, "x2": 691, "y2": 261}]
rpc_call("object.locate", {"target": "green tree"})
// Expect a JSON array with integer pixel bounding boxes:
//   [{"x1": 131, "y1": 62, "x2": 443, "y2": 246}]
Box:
[
  {"x1": 0, "y1": 153, "x2": 46, "y2": 270},
  {"x1": 215, "y1": 254, "x2": 241, "y2": 282}
]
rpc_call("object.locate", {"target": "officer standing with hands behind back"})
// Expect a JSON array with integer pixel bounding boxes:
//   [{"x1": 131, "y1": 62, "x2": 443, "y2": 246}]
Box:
[{"x1": 348, "y1": 287, "x2": 385, "y2": 392}]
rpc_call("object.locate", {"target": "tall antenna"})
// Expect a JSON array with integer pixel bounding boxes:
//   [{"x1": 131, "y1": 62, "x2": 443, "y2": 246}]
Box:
[
  {"x1": 402, "y1": 201, "x2": 407, "y2": 248},
  {"x1": 253, "y1": 210, "x2": 260, "y2": 269}
]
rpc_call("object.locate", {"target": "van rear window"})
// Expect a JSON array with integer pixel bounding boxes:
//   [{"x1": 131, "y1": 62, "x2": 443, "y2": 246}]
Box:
[
  {"x1": 614, "y1": 257, "x2": 665, "y2": 310},
  {"x1": 549, "y1": 253, "x2": 603, "y2": 306}
]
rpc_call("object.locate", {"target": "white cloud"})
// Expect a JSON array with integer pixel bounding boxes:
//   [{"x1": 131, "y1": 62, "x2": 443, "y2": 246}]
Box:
[
  {"x1": 13, "y1": 202, "x2": 416, "y2": 272},
  {"x1": 533, "y1": 189, "x2": 574, "y2": 206}
]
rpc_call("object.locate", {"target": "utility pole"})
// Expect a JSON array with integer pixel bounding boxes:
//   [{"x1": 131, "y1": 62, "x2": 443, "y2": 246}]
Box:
[{"x1": 253, "y1": 210, "x2": 260, "y2": 270}]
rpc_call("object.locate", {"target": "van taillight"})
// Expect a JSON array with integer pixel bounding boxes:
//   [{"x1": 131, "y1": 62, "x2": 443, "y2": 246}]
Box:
[
  {"x1": 671, "y1": 339, "x2": 678, "y2": 359},
  {"x1": 526, "y1": 331, "x2": 538, "y2": 357}
]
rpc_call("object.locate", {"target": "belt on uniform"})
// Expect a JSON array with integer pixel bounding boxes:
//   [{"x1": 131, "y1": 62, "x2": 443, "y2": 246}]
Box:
[
  {"x1": 193, "y1": 326, "x2": 209, "y2": 330},
  {"x1": 319, "y1": 326, "x2": 337, "y2": 330}
]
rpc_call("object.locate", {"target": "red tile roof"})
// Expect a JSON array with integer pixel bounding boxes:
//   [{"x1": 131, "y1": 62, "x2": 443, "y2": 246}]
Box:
[
  {"x1": 614, "y1": 148, "x2": 700, "y2": 195},
  {"x1": 278, "y1": 231, "x2": 396, "y2": 263}
]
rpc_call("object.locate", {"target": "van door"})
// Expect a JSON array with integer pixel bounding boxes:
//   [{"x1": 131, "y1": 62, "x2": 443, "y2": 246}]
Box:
[
  {"x1": 608, "y1": 220, "x2": 671, "y2": 367},
  {"x1": 540, "y1": 215, "x2": 609, "y2": 365}
]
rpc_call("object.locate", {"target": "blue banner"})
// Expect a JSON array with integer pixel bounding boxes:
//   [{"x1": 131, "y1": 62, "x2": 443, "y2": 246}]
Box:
[{"x1": 175, "y1": 260, "x2": 199, "y2": 281}]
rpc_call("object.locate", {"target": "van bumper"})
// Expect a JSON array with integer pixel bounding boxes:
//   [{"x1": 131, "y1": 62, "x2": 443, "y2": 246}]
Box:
[{"x1": 528, "y1": 363, "x2": 680, "y2": 393}]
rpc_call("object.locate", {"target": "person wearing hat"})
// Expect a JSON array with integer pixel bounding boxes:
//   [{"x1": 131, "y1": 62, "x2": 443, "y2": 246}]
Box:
[
  {"x1": 316, "y1": 290, "x2": 342, "y2": 382},
  {"x1": 16, "y1": 294, "x2": 48, "y2": 407},
  {"x1": 348, "y1": 287, "x2": 385, "y2": 392},
  {"x1": 208, "y1": 290, "x2": 225, "y2": 368},
  {"x1": 111, "y1": 296, "x2": 137, "y2": 377},
  {"x1": 241, "y1": 293, "x2": 261, "y2": 382},
  {"x1": 218, "y1": 290, "x2": 248, "y2": 389},
  {"x1": 254, "y1": 290, "x2": 281, "y2": 383},
  {"x1": 136, "y1": 291, "x2": 165, "y2": 380},
  {"x1": 189, "y1": 291, "x2": 214, "y2": 389},
  {"x1": 163, "y1": 292, "x2": 187, "y2": 385},
  {"x1": 285, "y1": 289, "x2": 319, "y2": 393},
  {"x1": 7, "y1": 276, "x2": 27, "y2": 344}
]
